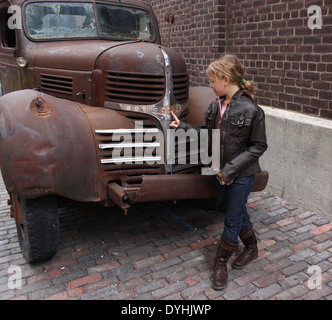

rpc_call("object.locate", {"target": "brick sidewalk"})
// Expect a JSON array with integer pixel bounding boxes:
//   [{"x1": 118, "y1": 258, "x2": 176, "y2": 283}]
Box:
[{"x1": 0, "y1": 172, "x2": 332, "y2": 300}]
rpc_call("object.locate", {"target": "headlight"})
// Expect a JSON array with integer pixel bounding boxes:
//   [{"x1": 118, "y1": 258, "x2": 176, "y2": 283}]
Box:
[{"x1": 16, "y1": 57, "x2": 28, "y2": 68}]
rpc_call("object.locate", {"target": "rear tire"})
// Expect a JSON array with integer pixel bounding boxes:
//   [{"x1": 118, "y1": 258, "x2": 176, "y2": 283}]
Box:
[{"x1": 15, "y1": 195, "x2": 59, "y2": 263}]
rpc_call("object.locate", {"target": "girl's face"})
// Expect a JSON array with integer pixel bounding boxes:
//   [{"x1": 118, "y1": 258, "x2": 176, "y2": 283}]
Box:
[{"x1": 208, "y1": 74, "x2": 227, "y2": 97}]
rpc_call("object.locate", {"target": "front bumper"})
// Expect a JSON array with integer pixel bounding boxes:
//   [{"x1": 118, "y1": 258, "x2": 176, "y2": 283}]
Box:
[{"x1": 107, "y1": 171, "x2": 268, "y2": 210}]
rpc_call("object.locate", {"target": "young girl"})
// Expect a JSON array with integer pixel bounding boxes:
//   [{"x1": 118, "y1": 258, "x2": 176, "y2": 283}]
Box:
[{"x1": 170, "y1": 54, "x2": 268, "y2": 290}]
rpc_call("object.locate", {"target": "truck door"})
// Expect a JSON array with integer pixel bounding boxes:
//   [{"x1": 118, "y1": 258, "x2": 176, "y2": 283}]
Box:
[{"x1": 0, "y1": 3, "x2": 21, "y2": 95}]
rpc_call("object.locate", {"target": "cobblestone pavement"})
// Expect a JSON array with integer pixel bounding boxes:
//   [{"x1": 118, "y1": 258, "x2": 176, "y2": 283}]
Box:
[{"x1": 0, "y1": 172, "x2": 332, "y2": 301}]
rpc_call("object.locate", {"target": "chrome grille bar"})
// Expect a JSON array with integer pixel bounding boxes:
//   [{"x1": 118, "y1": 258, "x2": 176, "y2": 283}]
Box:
[
  {"x1": 99, "y1": 142, "x2": 160, "y2": 149},
  {"x1": 95, "y1": 128, "x2": 159, "y2": 134},
  {"x1": 101, "y1": 156, "x2": 162, "y2": 164}
]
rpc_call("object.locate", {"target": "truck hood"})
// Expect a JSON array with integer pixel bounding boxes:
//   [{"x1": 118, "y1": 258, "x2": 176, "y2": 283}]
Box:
[
  {"x1": 94, "y1": 41, "x2": 188, "y2": 107},
  {"x1": 23, "y1": 40, "x2": 141, "y2": 71},
  {"x1": 96, "y1": 41, "x2": 167, "y2": 74}
]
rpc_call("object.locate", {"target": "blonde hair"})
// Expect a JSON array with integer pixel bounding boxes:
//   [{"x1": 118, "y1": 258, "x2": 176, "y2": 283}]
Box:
[{"x1": 206, "y1": 54, "x2": 255, "y2": 96}]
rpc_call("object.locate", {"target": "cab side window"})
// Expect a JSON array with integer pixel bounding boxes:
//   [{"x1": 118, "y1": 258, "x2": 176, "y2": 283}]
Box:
[{"x1": 0, "y1": 7, "x2": 16, "y2": 48}]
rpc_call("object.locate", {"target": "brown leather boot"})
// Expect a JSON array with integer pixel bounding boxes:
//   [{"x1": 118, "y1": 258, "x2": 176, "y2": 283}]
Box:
[
  {"x1": 232, "y1": 225, "x2": 258, "y2": 270},
  {"x1": 212, "y1": 236, "x2": 239, "y2": 290}
]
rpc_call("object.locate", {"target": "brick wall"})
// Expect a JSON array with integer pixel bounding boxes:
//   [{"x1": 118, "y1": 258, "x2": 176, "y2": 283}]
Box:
[
  {"x1": 144, "y1": 0, "x2": 332, "y2": 119},
  {"x1": 146, "y1": 0, "x2": 227, "y2": 85}
]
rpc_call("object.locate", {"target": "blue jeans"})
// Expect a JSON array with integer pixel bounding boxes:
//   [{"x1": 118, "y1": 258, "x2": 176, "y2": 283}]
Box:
[{"x1": 215, "y1": 175, "x2": 255, "y2": 244}]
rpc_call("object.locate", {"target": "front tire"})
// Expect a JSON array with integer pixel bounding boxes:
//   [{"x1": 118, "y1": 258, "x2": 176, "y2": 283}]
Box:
[{"x1": 13, "y1": 195, "x2": 59, "y2": 263}]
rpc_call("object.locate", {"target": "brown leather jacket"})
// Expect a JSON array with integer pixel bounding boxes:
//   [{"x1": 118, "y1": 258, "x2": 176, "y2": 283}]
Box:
[{"x1": 178, "y1": 90, "x2": 268, "y2": 181}]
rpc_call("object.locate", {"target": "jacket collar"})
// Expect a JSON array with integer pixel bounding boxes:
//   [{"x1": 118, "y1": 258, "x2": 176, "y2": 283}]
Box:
[{"x1": 219, "y1": 89, "x2": 254, "y2": 103}]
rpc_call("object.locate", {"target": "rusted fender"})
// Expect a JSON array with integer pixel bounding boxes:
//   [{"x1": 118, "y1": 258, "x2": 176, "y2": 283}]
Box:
[
  {"x1": 187, "y1": 86, "x2": 216, "y2": 125},
  {"x1": 0, "y1": 90, "x2": 101, "y2": 201}
]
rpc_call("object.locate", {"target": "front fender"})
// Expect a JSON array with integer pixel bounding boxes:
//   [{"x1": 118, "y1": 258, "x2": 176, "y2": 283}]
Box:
[
  {"x1": 0, "y1": 90, "x2": 100, "y2": 201},
  {"x1": 187, "y1": 86, "x2": 216, "y2": 124}
]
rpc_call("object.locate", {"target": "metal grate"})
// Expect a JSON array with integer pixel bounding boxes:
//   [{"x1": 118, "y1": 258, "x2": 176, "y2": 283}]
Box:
[
  {"x1": 95, "y1": 126, "x2": 163, "y2": 174},
  {"x1": 105, "y1": 71, "x2": 165, "y2": 105},
  {"x1": 173, "y1": 73, "x2": 189, "y2": 104},
  {"x1": 171, "y1": 133, "x2": 203, "y2": 173},
  {"x1": 40, "y1": 74, "x2": 73, "y2": 95}
]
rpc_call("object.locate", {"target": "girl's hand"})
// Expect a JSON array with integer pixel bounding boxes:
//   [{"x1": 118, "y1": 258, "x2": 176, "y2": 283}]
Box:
[
  {"x1": 216, "y1": 171, "x2": 233, "y2": 186},
  {"x1": 170, "y1": 111, "x2": 180, "y2": 129}
]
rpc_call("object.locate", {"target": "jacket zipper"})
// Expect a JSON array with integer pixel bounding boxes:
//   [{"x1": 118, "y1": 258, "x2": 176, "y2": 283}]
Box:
[{"x1": 221, "y1": 103, "x2": 230, "y2": 168}]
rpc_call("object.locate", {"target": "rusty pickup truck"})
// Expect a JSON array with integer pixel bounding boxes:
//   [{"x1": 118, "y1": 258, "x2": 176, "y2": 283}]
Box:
[{"x1": 0, "y1": 0, "x2": 267, "y2": 262}]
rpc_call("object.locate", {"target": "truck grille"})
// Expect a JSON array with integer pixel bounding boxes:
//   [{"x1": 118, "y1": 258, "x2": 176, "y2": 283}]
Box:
[
  {"x1": 40, "y1": 74, "x2": 73, "y2": 95},
  {"x1": 105, "y1": 71, "x2": 165, "y2": 105},
  {"x1": 173, "y1": 73, "x2": 189, "y2": 104},
  {"x1": 172, "y1": 134, "x2": 203, "y2": 173},
  {"x1": 95, "y1": 119, "x2": 163, "y2": 175}
]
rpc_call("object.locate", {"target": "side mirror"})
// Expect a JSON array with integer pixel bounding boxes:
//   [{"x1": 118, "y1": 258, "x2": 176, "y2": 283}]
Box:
[
  {"x1": 165, "y1": 13, "x2": 175, "y2": 25},
  {"x1": 164, "y1": 13, "x2": 175, "y2": 47}
]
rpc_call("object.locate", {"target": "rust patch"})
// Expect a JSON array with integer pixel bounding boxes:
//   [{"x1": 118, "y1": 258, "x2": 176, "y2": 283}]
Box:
[
  {"x1": 30, "y1": 96, "x2": 54, "y2": 118},
  {"x1": 10, "y1": 194, "x2": 23, "y2": 226}
]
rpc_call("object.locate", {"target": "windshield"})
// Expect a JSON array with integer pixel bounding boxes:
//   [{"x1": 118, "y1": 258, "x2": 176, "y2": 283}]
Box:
[{"x1": 25, "y1": 2, "x2": 155, "y2": 41}]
